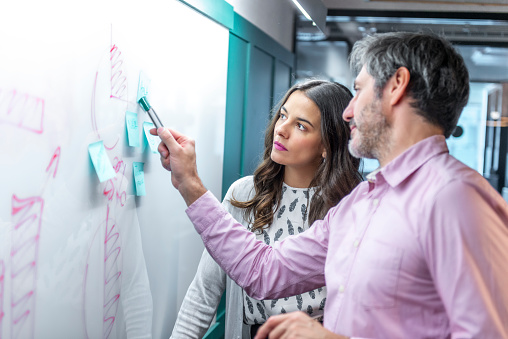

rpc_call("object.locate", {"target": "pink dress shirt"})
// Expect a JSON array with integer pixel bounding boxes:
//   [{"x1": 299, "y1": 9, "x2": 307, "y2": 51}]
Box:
[{"x1": 186, "y1": 135, "x2": 508, "y2": 338}]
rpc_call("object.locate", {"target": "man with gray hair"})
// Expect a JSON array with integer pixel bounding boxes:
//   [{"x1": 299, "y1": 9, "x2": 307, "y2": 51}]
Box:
[{"x1": 154, "y1": 32, "x2": 508, "y2": 338}]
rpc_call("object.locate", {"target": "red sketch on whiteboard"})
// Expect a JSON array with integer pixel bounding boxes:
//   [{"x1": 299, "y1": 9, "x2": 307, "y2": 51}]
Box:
[
  {"x1": 91, "y1": 42, "x2": 131, "y2": 150},
  {"x1": 110, "y1": 45, "x2": 127, "y2": 100},
  {"x1": 0, "y1": 260, "x2": 4, "y2": 339},
  {"x1": 10, "y1": 195, "x2": 43, "y2": 339},
  {"x1": 0, "y1": 89, "x2": 44, "y2": 134},
  {"x1": 103, "y1": 157, "x2": 127, "y2": 207},
  {"x1": 83, "y1": 204, "x2": 122, "y2": 339},
  {"x1": 45, "y1": 147, "x2": 61, "y2": 178},
  {"x1": 103, "y1": 205, "x2": 121, "y2": 339}
]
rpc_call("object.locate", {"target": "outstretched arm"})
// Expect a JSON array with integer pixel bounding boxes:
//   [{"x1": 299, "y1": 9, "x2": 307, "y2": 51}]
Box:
[{"x1": 152, "y1": 127, "x2": 327, "y2": 299}]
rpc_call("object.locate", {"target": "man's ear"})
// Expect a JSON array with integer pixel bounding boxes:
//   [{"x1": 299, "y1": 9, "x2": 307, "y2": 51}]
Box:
[{"x1": 387, "y1": 67, "x2": 410, "y2": 106}]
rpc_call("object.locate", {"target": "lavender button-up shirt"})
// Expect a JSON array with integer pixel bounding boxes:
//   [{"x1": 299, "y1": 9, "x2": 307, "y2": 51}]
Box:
[{"x1": 187, "y1": 135, "x2": 508, "y2": 338}]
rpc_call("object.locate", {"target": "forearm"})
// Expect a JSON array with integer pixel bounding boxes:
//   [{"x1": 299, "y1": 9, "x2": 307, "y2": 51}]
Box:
[{"x1": 178, "y1": 176, "x2": 207, "y2": 207}]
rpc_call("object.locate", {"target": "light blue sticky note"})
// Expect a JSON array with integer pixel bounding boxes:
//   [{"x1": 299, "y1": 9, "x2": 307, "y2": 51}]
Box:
[
  {"x1": 133, "y1": 162, "x2": 146, "y2": 196},
  {"x1": 137, "y1": 72, "x2": 151, "y2": 102},
  {"x1": 143, "y1": 122, "x2": 159, "y2": 154},
  {"x1": 125, "y1": 111, "x2": 140, "y2": 147},
  {"x1": 88, "y1": 141, "x2": 116, "y2": 182}
]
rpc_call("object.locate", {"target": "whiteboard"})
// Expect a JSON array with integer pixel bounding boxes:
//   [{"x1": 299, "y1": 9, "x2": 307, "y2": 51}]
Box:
[{"x1": 0, "y1": 0, "x2": 229, "y2": 338}]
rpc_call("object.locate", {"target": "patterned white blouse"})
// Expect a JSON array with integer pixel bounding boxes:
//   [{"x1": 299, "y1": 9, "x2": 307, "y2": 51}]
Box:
[{"x1": 243, "y1": 183, "x2": 326, "y2": 325}]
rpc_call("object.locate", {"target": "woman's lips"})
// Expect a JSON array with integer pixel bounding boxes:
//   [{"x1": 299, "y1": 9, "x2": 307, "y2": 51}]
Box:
[{"x1": 274, "y1": 141, "x2": 288, "y2": 151}]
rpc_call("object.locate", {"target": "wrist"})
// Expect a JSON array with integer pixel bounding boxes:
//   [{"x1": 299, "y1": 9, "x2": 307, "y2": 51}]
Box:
[{"x1": 178, "y1": 176, "x2": 207, "y2": 206}]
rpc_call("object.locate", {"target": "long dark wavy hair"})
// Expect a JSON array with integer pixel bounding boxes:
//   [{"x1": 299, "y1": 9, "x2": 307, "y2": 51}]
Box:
[{"x1": 231, "y1": 80, "x2": 363, "y2": 233}]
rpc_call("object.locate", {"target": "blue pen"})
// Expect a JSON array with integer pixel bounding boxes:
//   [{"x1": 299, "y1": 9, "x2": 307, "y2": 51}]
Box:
[{"x1": 138, "y1": 96, "x2": 164, "y2": 130}]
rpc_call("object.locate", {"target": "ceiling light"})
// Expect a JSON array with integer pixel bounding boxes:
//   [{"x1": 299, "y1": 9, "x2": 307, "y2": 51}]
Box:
[{"x1": 291, "y1": 0, "x2": 327, "y2": 35}]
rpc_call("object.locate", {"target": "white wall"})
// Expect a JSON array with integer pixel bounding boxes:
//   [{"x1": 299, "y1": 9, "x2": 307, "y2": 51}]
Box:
[{"x1": 226, "y1": 0, "x2": 296, "y2": 51}]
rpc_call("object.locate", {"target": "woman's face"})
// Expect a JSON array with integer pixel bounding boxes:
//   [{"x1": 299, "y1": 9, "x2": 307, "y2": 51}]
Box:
[{"x1": 271, "y1": 90, "x2": 325, "y2": 176}]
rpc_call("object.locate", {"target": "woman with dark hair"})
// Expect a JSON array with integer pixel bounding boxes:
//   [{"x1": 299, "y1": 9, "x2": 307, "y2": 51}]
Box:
[{"x1": 170, "y1": 80, "x2": 362, "y2": 339}]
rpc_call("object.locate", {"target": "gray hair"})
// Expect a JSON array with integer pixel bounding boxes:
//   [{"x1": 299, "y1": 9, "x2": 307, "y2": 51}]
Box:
[{"x1": 349, "y1": 32, "x2": 470, "y2": 138}]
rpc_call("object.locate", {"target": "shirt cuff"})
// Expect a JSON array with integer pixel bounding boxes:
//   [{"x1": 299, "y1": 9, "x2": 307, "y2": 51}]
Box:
[{"x1": 185, "y1": 190, "x2": 225, "y2": 235}]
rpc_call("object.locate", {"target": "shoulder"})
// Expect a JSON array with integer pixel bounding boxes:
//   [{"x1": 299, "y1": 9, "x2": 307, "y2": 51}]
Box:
[
  {"x1": 415, "y1": 155, "x2": 508, "y2": 233},
  {"x1": 223, "y1": 176, "x2": 255, "y2": 202},
  {"x1": 422, "y1": 154, "x2": 493, "y2": 203},
  {"x1": 221, "y1": 176, "x2": 256, "y2": 219}
]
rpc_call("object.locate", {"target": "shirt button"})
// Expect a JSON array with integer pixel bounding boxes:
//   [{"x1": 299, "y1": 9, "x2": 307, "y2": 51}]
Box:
[
  {"x1": 372, "y1": 199, "x2": 379, "y2": 206},
  {"x1": 353, "y1": 240, "x2": 360, "y2": 247},
  {"x1": 339, "y1": 285, "x2": 345, "y2": 293}
]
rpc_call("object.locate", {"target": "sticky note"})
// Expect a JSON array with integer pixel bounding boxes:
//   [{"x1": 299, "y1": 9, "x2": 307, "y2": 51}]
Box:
[
  {"x1": 133, "y1": 162, "x2": 146, "y2": 196},
  {"x1": 125, "y1": 111, "x2": 140, "y2": 147},
  {"x1": 143, "y1": 122, "x2": 159, "y2": 154},
  {"x1": 88, "y1": 141, "x2": 116, "y2": 182},
  {"x1": 137, "y1": 71, "x2": 151, "y2": 102}
]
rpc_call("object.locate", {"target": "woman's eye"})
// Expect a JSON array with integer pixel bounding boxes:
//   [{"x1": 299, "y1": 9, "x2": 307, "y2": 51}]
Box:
[
  {"x1": 279, "y1": 113, "x2": 287, "y2": 120},
  {"x1": 297, "y1": 123, "x2": 306, "y2": 131}
]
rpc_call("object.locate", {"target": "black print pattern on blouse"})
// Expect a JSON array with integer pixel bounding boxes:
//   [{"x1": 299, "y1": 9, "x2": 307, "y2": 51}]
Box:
[
  {"x1": 257, "y1": 303, "x2": 267, "y2": 320},
  {"x1": 308, "y1": 290, "x2": 315, "y2": 299},
  {"x1": 292, "y1": 189, "x2": 297, "y2": 194},
  {"x1": 277, "y1": 205, "x2": 286, "y2": 219},
  {"x1": 298, "y1": 226, "x2": 304, "y2": 234},
  {"x1": 307, "y1": 305, "x2": 313, "y2": 315},
  {"x1": 287, "y1": 219, "x2": 294, "y2": 235},
  {"x1": 289, "y1": 198, "x2": 298, "y2": 212},
  {"x1": 318, "y1": 287, "x2": 323, "y2": 293},
  {"x1": 296, "y1": 294, "x2": 303, "y2": 310},
  {"x1": 246, "y1": 296, "x2": 254, "y2": 314},
  {"x1": 263, "y1": 230, "x2": 270, "y2": 245},
  {"x1": 319, "y1": 298, "x2": 326, "y2": 310},
  {"x1": 274, "y1": 228, "x2": 283, "y2": 242},
  {"x1": 271, "y1": 299, "x2": 278, "y2": 308},
  {"x1": 301, "y1": 204, "x2": 307, "y2": 222},
  {"x1": 281, "y1": 307, "x2": 286, "y2": 314},
  {"x1": 303, "y1": 190, "x2": 309, "y2": 199}
]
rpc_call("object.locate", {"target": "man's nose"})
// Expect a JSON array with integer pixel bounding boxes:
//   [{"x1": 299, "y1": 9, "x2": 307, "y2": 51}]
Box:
[{"x1": 343, "y1": 101, "x2": 354, "y2": 122}]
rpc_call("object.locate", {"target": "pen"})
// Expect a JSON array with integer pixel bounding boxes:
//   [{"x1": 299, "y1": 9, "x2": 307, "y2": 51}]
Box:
[{"x1": 138, "y1": 96, "x2": 164, "y2": 130}]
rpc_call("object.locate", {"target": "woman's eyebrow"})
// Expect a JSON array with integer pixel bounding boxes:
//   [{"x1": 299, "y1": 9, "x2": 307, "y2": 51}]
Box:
[{"x1": 281, "y1": 106, "x2": 314, "y2": 128}]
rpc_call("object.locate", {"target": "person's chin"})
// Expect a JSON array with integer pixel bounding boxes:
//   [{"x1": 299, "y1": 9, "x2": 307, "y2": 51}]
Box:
[
  {"x1": 271, "y1": 153, "x2": 285, "y2": 165},
  {"x1": 348, "y1": 141, "x2": 362, "y2": 159}
]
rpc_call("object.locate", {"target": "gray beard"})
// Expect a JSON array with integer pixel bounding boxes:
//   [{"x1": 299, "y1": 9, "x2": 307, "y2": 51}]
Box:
[{"x1": 348, "y1": 139, "x2": 377, "y2": 159}]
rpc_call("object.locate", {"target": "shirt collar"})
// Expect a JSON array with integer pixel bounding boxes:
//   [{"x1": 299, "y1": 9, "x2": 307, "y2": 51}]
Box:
[{"x1": 368, "y1": 135, "x2": 449, "y2": 187}]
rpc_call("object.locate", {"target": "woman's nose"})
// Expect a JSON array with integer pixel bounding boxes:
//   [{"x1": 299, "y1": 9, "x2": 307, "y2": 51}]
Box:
[{"x1": 276, "y1": 121, "x2": 289, "y2": 138}]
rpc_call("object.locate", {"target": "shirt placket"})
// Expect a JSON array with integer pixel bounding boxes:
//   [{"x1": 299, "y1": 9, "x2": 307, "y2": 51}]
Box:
[{"x1": 334, "y1": 177, "x2": 386, "y2": 327}]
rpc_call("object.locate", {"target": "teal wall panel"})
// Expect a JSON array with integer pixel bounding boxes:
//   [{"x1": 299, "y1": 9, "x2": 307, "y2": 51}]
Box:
[
  {"x1": 273, "y1": 60, "x2": 292, "y2": 112},
  {"x1": 242, "y1": 47, "x2": 274, "y2": 176},
  {"x1": 222, "y1": 34, "x2": 249, "y2": 196}
]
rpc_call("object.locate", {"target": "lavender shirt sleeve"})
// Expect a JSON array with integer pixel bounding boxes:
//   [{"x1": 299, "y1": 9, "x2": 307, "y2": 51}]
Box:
[{"x1": 187, "y1": 191, "x2": 327, "y2": 300}]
